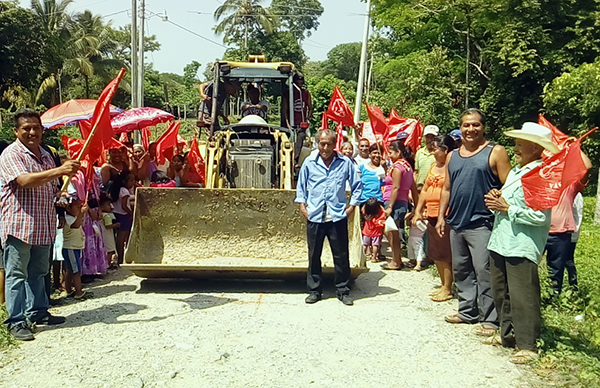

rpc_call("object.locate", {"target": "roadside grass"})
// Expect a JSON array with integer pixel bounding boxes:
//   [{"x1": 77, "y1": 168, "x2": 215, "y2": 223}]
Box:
[
  {"x1": 0, "y1": 304, "x2": 17, "y2": 350},
  {"x1": 535, "y1": 197, "x2": 600, "y2": 387}
]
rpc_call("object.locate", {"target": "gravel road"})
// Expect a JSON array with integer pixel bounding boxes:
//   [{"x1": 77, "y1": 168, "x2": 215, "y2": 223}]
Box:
[{"x1": 0, "y1": 264, "x2": 538, "y2": 388}]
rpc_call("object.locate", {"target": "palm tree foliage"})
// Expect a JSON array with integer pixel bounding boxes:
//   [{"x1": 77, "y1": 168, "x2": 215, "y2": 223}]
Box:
[
  {"x1": 31, "y1": 1, "x2": 125, "y2": 103},
  {"x1": 214, "y1": 0, "x2": 278, "y2": 49}
]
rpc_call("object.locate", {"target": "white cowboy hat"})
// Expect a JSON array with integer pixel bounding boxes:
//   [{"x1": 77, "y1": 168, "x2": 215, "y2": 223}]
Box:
[{"x1": 504, "y1": 122, "x2": 559, "y2": 154}]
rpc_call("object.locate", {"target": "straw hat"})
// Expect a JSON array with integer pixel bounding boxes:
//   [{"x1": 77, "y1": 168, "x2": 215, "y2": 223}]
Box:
[{"x1": 504, "y1": 122, "x2": 559, "y2": 154}]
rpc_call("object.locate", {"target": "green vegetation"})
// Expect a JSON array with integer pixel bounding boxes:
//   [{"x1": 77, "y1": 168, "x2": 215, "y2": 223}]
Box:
[
  {"x1": 536, "y1": 197, "x2": 600, "y2": 387},
  {"x1": 0, "y1": 304, "x2": 17, "y2": 350}
]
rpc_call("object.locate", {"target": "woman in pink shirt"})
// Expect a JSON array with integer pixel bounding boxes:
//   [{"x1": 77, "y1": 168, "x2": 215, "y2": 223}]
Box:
[{"x1": 382, "y1": 140, "x2": 418, "y2": 270}]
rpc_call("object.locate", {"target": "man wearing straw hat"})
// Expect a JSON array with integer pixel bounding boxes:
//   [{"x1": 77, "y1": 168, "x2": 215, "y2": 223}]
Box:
[
  {"x1": 483, "y1": 122, "x2": 559, "y2": 364},
  {"x1": 0, "y1": 109, "x2": 80, "y2": 341}
]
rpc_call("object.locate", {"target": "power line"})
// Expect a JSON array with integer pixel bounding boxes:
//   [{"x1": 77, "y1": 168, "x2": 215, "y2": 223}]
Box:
[{"x1": 163, "y1": 18, "x2": 227, "y2": 48}]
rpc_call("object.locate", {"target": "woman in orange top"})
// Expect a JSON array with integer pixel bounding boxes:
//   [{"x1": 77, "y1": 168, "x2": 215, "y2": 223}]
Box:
[{"x1": 414, "y1": 135, "x2": 457, "y2": 302}]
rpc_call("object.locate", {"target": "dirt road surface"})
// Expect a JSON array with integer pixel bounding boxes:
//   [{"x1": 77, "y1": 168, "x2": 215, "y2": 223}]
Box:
[{"x1": 0, "y1": 264, "x2": 538, "y2": 388}]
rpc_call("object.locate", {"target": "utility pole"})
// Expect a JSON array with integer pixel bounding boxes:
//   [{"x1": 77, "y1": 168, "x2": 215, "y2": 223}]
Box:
[
  {"x1": 354, "y1": 0, "x2": 371, "y2": 126},
  {"x1": 138, "y1": 0, "x2": 145, "y2": 108},
  {"x1": 131, "y1": 0, "x2": 138, "y2": 109}
]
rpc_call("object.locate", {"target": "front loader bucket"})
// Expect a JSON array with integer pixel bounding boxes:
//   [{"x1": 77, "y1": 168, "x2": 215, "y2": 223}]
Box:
[{"x1": 123, "y1": 188, "x2": 368, "y2": 279}]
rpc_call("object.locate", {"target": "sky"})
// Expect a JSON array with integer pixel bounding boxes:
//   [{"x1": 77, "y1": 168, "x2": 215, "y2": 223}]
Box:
[{"x1": 18, "y1": 0, "x2": 368, "y2": 75}]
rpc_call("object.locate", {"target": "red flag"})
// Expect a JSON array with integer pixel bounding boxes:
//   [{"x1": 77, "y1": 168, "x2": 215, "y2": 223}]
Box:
[
  {"x1": 334, "y1": 122, "x2": 344, "y2": 152},
  {"x1": 522, "y1": 130, "x2": 595, "y2": 210},
  {"x1": 141, "y1": 127, "x2": 151, "y2": 150},
  {"x1": 318, "y1": 112, "x2": 329, "y2": 130},
  {"x1": 61, "y1": 135, "x2": 84, "y2": 159},
  {"x1": 365, "y1": 103, "x2": 390, "y2": 144},
  {"x1": 326, "y1": 86, "x2": 355, "y2": 127},
  {"x1": 538, "y1": 114, "x2": 571, "y2": 159},
  {"x1": 156, "y1": 121, "x2": 181, "y2": 165},
  {"x1": 80, "y1": 68, "x2": 126, "y2": 164},
  {"x1": 405, "y1": 120, "x2": 424, "y2": 153},
  {"x1": 388, "y1": 108, "x2": 404, "y2": 126},
  {"x1": 187, "y1": 136, "x2": 206, "y2": 185}
]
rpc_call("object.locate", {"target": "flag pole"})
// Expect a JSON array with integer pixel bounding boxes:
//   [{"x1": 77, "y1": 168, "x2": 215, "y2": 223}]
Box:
[
  {"x1": 60, "y1": 68, "x2": 127, "y2": 192},
  {"x1": 60, "y1": 114, "x2": 106, "y2": 192}
]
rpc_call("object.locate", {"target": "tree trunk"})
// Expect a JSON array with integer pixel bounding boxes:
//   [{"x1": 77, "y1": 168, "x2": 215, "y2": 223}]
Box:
[
  {"x1": 85, "y1": 75, "x2": 90, "y2": 99},
  {"x1": 595, "y1": 169, "x2": 600, "y2": 224}
]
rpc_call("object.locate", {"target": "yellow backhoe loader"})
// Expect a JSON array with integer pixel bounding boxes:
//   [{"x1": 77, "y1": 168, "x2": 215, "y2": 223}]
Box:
[{"x1": 123, "y1": 59, "x2": 368, "y2": 279}]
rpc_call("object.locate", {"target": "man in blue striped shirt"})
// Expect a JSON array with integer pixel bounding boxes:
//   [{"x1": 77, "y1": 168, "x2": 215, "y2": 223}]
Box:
[{"x1": 295, "y1": 129, "x2": 363, "y2": 305}]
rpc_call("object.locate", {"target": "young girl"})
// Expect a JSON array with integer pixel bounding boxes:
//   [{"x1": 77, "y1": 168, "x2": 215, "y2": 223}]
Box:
[
  {"x1": 100, "y1": 195, "x2": 120, "y2": 268},
  {"x1": 406, "y1": 205, "x2": 427, "y2": 271},
  {"x1": 62, "y1": 198, "x2": 89, "y2": 299},
  {"x1": 167, "y1": 154, "x2": 186, "y2": 187},
  {"x1": 340, "y1": 142, "x2": 354, "y2": 159},
  {"x1": 413, "y1": 135, "x2": 457, "y2": 301},
  {"x1": 110, "y1": 171, "x2": 136, "y2": 264},
  {"x1": 361, "y1": 197, "x2": 387, "y2": 263}
]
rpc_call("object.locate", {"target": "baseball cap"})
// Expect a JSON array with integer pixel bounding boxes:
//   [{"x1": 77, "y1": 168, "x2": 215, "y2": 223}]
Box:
[
  {"x1": 423, "y1": 125, "x2": 440, "y2": 136},
  {"x1": 396, "y1": 131, "x2": 409, "y2": 140},
  {"x1": 449, "y1": 129, "x2": 462, "y2": 141}
]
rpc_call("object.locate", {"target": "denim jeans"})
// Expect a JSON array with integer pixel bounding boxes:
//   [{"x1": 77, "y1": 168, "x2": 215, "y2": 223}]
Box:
[
  {"x1": 3, "y1": 236, "x2": 51, "y2": 327},
  {"x1": 545, "y1": 232, "x2": 572, "y2": 295}
]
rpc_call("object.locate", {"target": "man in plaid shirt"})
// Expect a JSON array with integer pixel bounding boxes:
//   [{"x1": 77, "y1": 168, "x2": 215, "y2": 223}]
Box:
[{"x1": 0, "y1": 109, "x2": 80, "y2": 341}]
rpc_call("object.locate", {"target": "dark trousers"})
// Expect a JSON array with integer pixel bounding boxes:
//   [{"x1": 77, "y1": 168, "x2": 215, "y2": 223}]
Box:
[
  {"x1": 294, "y1": 129, "x2": 306, "y2": 165},
  {"x1": 490, "y1": 251, "x2": 541, "y2": 351},
  {"x1": 307, "y1": 219, "x2": 350, "y2": 296},
  {"x1": 566, "y1": 242, "x2": 578, "y2": 287},
  {"x1": 545, "y1": 232, "x2": 572, "y2": 295}
]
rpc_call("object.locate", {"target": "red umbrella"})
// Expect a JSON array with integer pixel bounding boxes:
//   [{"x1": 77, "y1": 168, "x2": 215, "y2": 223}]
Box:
[
  {"x1": 41, "y1": 99, "x2": 122, "y2": 129},
  {"x1": 111, "y1": 107, "x2": 175, "y2": 134}
]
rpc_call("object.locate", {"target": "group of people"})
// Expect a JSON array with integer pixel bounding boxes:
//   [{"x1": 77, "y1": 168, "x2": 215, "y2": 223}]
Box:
[
  {"x1": 296, "y1": 108, "x2": 590, "y2": 365},
  {"x1": 0, "y1": 106, "x2": 591, "y2": 366},
  {"x1": 0, "y1": 109, "x2": 208, "y2": 342}
]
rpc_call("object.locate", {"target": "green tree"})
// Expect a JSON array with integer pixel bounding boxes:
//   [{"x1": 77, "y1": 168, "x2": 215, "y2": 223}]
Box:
[
  {"x1": 64, "y1": 11, "x2": 123, "y2": 98},
  {"x1": 322, "y1": 42, "x2": 362, "y2": 82},
  {"x1": 31, "y1": 0, "x2": 74, "y2": 105},
  {"x1": 224, "y1": 31, "x2": 307, "y2": 68},
  {"x1": 214, "y1": 0, "x2": 278, "y2": 50},
  {"x1": 269, "y1": 0, "x2": 323, "y2": 42},
  {"x1": 0, "y1": 3, "x2": 50, "y2": 106}
]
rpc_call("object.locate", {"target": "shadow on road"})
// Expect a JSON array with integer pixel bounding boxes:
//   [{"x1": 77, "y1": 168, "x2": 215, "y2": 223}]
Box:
[
  {"x1": 37, "y1": 302, "x2": 169, "y2": 333},
  {"x1": 137, "y1": 278, "x2": 307, "y2": 295},
  {"x1": 167, "y1": 293, "x2": 238, "y2": 310},
  {"x1": 135, "y1": 271, "x2": 398, "y2": 303}
]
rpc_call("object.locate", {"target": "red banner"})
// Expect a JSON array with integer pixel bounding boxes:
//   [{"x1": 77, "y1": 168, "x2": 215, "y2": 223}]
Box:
[
  {"x1": 365, "y1": 103, "x2": 390, "y2": 145},
  {"x1": 405, "y1": 120, "x2": 424, "y2": 153},
  {"x1": 335, "y1": 122, "x2": 344, "y2": 152},
  {"x1": 187, "y1": 136, "x2": 206, "y2": 185},
  {"x1": 522, "y1": 130, "x2": 594, "y2": 210},
  {"x1": 326, "y1": 86, "x2": 355, "y2": 127},
  {"x1": 81, "y1": 68, "x2": 126, "y2": 164},
  {"x1": 155, "y1": 121, "x2": 181, "y2": 165}
]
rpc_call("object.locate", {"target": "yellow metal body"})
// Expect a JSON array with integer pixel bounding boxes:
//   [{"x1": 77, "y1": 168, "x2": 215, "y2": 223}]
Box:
[{"x1": 122, "y1": 188, "x2": 367, "y2": 279}]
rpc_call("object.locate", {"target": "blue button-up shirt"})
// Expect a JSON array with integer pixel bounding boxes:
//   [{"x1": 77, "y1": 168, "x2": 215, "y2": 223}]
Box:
[{"x1": 295, "y1": 151, "x2": 363, "y2": 223}]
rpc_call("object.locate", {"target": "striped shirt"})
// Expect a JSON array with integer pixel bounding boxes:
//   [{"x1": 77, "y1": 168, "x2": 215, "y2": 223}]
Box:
[{"x1": 0, "y1": 140, "x2": 58, "y2": 246}]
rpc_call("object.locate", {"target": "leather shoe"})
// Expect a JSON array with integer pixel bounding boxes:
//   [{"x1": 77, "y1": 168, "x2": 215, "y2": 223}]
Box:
[
  {"x1": 337, "y1": 294, "x2": 353, "y2": 306},
  {"x1": 305, "y1": 292, "x2": 322, "y2": 304},
  {"x1": 32, "y1": 314, "x2": 66, "y2": 326}
]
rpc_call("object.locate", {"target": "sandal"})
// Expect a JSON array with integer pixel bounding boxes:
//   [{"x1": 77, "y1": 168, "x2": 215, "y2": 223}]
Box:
[
  {"x1": 381, "y1": 263, "x2": 403, "y2": 271},
  {"x1": 473, "y1": 323, "x2": 497, "y2": 337},
  {"x1": 431, "y1": 293, "x2": 452, "y2": 302},
  {"x1": 444, "y1": 314, "x2": 472, "y2": 324},
  {"x1": 509, "y1": 350, "x2": 539, "y2": 364}
]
